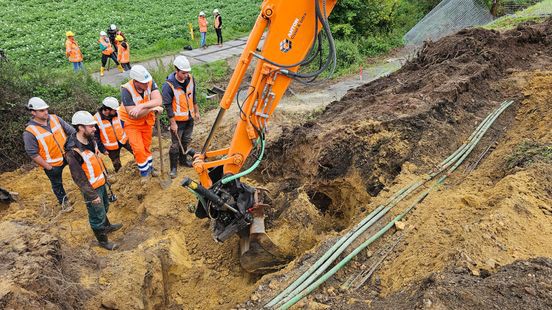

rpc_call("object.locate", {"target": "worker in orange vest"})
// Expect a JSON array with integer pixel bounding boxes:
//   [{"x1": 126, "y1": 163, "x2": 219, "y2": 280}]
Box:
[
  {"x1": 23, "y1": 97, "x2": 75, "y2": 211},
  {"x1": 115, "y1": 35, "x2": 131, "y2": 71},
  {"x1": 99, "y1": 31, "x2": 123, "y2": 77},
  {"x1": 213, "y1": 9, "x2": 223, "y2": 47},
  {"x1": 65, "y1": 111, "x2": 122, "y2": 250},
  {"x1": 162, "y1": 56, "x2": 200, "y2": 178},
  {"x1": 118, "y1": 65, "x2": 163, "y2": 179},
  {"x1": 94, "y1": 97, "x2": 133, "y2": 172},
  {"x1": 65, "y1": 31, "x2": 83, "y2": 72},
  {"x1": 198, "y1": 11, "x2": 208, "y2": 48}
]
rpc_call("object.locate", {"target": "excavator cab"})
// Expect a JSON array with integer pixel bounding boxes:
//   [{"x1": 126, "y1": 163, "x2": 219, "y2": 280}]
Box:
[{"x1": 183, "y1": 0, "x2": 337, "y2": 273}]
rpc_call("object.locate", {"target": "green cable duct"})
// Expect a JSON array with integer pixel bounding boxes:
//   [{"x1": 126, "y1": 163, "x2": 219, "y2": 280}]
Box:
[
  {"x1": 269, "y1": 100, "x2": 514, "y2": 309},
  {"x1": 267, "y1": 103, "x2": 505, "y2": 308},
  {"x1": 221, "y1": 137, "x2": 265, "y2": 185},
  {"x1": 267, "y1": 100, "x2": 513, "y2": 309}
]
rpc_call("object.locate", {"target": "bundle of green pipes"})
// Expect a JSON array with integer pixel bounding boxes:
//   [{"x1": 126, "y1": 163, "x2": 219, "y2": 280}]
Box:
[{"x1": 265, "y1": 100, "x2": 514, "y2": 309}]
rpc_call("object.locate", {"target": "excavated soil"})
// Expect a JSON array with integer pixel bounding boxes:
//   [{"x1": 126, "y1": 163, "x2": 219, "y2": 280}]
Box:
[{"x1": 1, "y1": 20, "x2": 552, "y2": 309}]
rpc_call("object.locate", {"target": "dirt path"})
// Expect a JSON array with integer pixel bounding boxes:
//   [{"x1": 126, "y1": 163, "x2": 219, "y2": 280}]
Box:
[{"x1": 92, "y1": 35, "x2": 264, "y2": 88}]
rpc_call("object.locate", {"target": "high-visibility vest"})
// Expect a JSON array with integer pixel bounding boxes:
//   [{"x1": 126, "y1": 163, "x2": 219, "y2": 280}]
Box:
[
  {"x1": 118, "y1": 80, "x2": 155, "y2": 126},
  {"x1": 116, "y1": 42, "x2": 130, "y2": 64},
  {"x1": 168, "y1": 76, "x2": 196, "y2": 122},
  {"x1": 94, "y1": 112, "x2": 128, "y2": 150},
  {"x1": 99, "y1": 37, "x2": 113, "y2": 55},
  {"x1": 25, "y1": 115, "x2": 67, "y2": 167},
  {"x1": 199, "y1": 17, "x2": 208, "y2": 32},
  {"x1": 73, "y1": 146, "x2": 106, "y2": 189},
  {"x1": 65, "y1": 39, "x2": 83, "y2": 62}
]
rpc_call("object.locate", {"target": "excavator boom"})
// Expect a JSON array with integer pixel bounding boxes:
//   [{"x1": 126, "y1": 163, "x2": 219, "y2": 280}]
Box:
[{"x1": 183, "y1": 0, "x2": 337, "y2": 273}]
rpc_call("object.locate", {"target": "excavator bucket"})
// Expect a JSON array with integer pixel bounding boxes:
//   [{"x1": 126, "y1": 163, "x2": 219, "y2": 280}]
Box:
[
  {"x1": 239, "y1": 191, "x2": 290, "y2": 274},
  {"x1": 240, "y1": 215, "x2": 289, "y2": 274}
]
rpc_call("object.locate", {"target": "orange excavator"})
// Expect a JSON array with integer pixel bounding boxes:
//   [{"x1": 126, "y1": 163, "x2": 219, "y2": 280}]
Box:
[{"x1": 182, "y1": 0, "x2": 337, "y2": 273}]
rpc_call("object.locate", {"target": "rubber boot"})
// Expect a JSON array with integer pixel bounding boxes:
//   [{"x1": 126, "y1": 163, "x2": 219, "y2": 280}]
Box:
[
  {"x1": 169, "y1": 153, "x2": 178, "y2": 179},
  {"x1": 104, "y1": 217, "x2": 123, "y2": 234},
  {"x1": 100, "y1": 66, "x2": 105, "y2": 77},
  {"x1": 93, "y1": 229, "x2": 118, "y2": 250},
  {"x1": 117, "y1": 64, "x2": 124, "y2": 73}
]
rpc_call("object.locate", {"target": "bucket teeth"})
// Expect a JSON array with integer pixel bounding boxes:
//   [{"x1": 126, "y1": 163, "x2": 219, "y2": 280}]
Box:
[{"x1": 239, "y1": 190, "x2": 289, "y2": 273}]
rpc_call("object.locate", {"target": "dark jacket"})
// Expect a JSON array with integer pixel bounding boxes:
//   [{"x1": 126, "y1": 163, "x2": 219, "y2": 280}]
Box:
[
  {"x1": 161, "y1": 72, "x2": 197, "y2": 119},
  {"x1": 65, "y1": 133, "x2": 102, "y2": 201}
]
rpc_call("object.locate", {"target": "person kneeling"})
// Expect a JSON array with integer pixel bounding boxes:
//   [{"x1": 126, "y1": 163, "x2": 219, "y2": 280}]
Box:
[{"x1": 66, "y1": 111, "x2": 122, "y2": 250}]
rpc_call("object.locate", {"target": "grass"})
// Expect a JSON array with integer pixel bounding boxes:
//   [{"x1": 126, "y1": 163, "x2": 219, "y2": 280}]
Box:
[
  {"x1": 0, "y1": 0, "x2": 260, "y2": 70},
  {"x1": 506, "y1": 141, "x2": 552, "y2": 170},
  {"x1": 484, "y1": 0, "x2": 552, "y2": 30}
]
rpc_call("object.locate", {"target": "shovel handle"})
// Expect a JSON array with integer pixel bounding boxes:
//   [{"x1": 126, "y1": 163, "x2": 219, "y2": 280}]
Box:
[{"x1": 155, "y1": 112, "x2": 165, "y2": 175}]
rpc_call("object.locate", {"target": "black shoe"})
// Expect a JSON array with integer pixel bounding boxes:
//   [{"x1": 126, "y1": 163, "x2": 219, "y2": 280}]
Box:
[
  {"x1": 104, "y1": 217, "x2": 123, "y2": 234},
  {"x1": 93, "y1": 229, "x2": 118, "y2": 250},
  {"x1": 170, "y1": 167, "x2": 177, "y2": 179}
]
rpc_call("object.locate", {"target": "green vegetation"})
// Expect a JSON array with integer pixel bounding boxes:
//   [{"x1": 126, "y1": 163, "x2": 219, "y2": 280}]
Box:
[
  {"x1": 1, "y1": 0, "x2": 260, "y2": 70},
  {"x1": 506, "y1": 141, "x2": 552, "y2": 170},
  {"x1": 484, "y1": 0, "x2": 552, "y2": 30}
]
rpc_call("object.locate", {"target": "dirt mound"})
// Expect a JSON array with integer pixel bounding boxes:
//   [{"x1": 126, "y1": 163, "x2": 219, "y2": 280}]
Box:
[
  {"x1": 262, "y1": 19, "x2": 552, "y2": 196},
  {"x1": 0, "y1": 221, "x2": 90, "y2": 308},
  {"x1": 246, "y1": 20, "x2": 552, "y2": 308},
  {"x1": 367, "y1": 257, "x2": 552, "y2": 309}
]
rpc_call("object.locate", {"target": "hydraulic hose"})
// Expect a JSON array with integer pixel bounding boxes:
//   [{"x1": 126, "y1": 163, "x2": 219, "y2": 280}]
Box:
[
  {"x1": 267, "y1": 100, "x2": 514, "y2": 309},
  {"x1": 221, "y1": 136, "x2": 265, "y2": 185}
]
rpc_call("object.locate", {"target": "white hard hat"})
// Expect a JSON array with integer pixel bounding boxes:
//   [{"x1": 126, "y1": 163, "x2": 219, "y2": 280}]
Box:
[
  {"x1": 199, "y1": 11, "x2": 205, "y2": 16},
  {"x1": 129, "y1": 65, "x2": 152, "y2": 83},
  {"x1": 213, "y1": 9, "x2": 219, "y2": 14},
  {"x1": 110, "y1": 24, "x2": 116, "y2": 30},
  {"x1": 72, "y1": 111, "x2": 97, "y2": 126},
  {"x1": 102, "y1": 97, "x2": 119, "y2": 110},
  {"x1": 100, "y1": 31, "x2": 107, "y2": 36},
  {"x1": 173, "y1": 56, "x2": 191, "y2": 72},
  {"x1": 27, "y1": 97, "x2": 49, "y2": 110}
]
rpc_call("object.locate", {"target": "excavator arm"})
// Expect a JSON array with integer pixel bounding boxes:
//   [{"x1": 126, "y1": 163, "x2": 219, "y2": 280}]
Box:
[{"x1": 182, "y1": 0, "x2": 337, "y2": 273}]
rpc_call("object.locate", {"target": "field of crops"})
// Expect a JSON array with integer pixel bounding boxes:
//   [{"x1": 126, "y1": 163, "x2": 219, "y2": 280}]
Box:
[{"x1": 1, "y1": 0, "x2": 260, "y2": 68}]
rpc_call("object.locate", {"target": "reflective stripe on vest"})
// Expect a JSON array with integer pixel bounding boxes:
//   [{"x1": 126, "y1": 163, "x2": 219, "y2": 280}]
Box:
[
  {"x1": 74, "y1": 146, "x2": 106, "y2": 189},
  {"x1": 25, "y1": 115, "x2": 67, "y2": 166},
  {"x1": 168, "y1": 76, "x2": 195, "y2": 122},
  {"x1": 119, "y1": 81, "x2": 154, "y2": 126},
  {"x1": 94, "y1": 112, "x2": 128, "y2": 150}
]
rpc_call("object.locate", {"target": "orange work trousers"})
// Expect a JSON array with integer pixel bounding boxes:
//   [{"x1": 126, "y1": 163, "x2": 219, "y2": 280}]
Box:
[{"x1": 125, "y1": 124, "x2": 153, "y2": 176}]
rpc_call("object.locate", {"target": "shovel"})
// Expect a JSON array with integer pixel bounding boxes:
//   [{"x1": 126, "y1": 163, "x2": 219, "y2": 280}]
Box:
[
  {"x1": 171, "y1": 129, "x2": 194, "y2": 167},
  {"x1": 155, "y1": 112, "x2": 172, "y2": 189}
]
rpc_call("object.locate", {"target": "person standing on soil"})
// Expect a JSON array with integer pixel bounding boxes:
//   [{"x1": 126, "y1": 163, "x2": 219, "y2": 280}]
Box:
[
  {"x1": 23, "y1": 97, "x2": 75, "y2": 212},
  {"x1": 99, "y1": 31, "x2": 123, "y2": 77},
  {"x1": 118, "y1": 65, "x2": 163, "y2": 180},
  {"x1": 115, "y1": 35, "x2": 131, "y2": 71},
  {"x1": 161, "y1": 56, "x2": 200, "y2": 179},
  {"x1": 213, "y1": 9, "x2": 223, "y2": 47},
  {"x1": 198, "y1": 11, "x2": 208, "y2": 48},
  {"x1": 94, "y1": 97, "x2": 133, "y2": 172},
  {"x1": 65, "y1": 31, "x2": 83, "y2": 72},
  {"x1": 65, "y1": 111, "x2": 122, "y2": 250}
]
